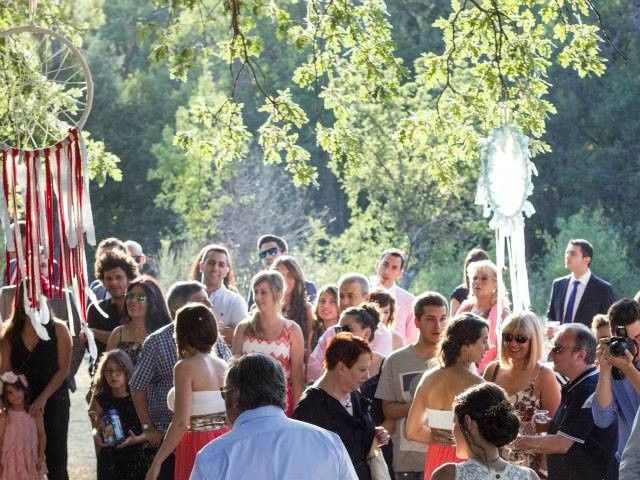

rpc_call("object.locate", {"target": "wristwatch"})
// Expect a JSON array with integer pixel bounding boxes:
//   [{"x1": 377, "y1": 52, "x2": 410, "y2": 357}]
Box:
[{"x1": 142, "y1": 423, "x2": 154, "y2": 432}]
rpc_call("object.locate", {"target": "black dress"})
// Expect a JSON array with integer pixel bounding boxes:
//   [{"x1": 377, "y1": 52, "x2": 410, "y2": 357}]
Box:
[
  {"x1": 11, "y1": 320, "x2": 70, "y2": 480},
  {"x1": 96, "y1": 392, "x2": 153, "y2": 480},
  {"x1": 293, "y1": 387, "x2": 375, "y2": 480}
]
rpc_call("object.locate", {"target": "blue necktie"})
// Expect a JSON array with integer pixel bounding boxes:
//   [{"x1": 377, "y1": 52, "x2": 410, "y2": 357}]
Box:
[{"x1": 563, "y1": 280, "x2": 580, "y2": 323}]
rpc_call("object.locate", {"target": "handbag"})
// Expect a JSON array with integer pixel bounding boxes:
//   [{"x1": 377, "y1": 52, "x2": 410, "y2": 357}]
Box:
[{"x1": 367, "y1": 438, "x2": 391, "y2": 480}]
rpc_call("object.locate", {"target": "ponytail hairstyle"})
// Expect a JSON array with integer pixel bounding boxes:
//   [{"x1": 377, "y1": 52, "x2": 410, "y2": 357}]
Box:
[
  {"x1": 340, "y1": 303, "x2": 381, "y2": 342},
  {"x1": 369, "y1": 289, "x2": 396, "y2": 328},
  {"x1": 454, "y1": 382, "x2": 520, "y2": 453},
  {"x1": 246, "y1": 270, "x2": 285, "y2": 337},
  {"x1": 438, "y1": 313, "x2": 488, "y2": 367}
]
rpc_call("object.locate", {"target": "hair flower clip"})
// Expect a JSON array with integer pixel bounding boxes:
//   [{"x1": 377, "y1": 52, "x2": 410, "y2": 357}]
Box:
[{"x1": 0, "y1": 371, "x2": 29, "y2": 389}]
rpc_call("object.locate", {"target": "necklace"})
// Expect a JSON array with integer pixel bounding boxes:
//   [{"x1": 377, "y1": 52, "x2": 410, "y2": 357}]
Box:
[{"x1": 341, "y1": 395, "x2": 352, "y2": 409}]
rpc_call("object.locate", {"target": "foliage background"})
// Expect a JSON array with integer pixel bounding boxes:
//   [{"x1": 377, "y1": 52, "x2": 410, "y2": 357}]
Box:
[{"x1": 2, "y1": 0, "x2": 639, "y2": 316}]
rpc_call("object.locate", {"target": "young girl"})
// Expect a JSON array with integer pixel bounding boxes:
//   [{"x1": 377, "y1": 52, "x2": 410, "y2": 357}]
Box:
[
  {"x1": 89, "y1": 349, "x2": 152, "y2": 480},
  {"x1": 0, "y1": 372, "x2": 46, "y2": 479},
  {"x1": 311, "y1": 285, "x2": 339, "y2": 350}
]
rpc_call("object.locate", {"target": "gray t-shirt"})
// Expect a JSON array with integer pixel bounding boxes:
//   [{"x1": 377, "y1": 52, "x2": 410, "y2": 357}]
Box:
[{"x1": 375, "y1": 345, "x2": 434, "y2": 473}]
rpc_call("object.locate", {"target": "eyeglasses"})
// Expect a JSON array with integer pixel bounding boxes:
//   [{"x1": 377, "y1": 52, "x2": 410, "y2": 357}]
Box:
[
  {"x1": 258, "y1": 247, "x2": 279, "y2": 259},
  {"x1": 335, "y1": 325, "x2": 351, "y2": 333},
  {"x1": 132, "y1": 255, "x2": 143, "y2": 263},
  {"x1": 220, "y1": 386, "x2": 234, "y2": 400},
  {"x1": 502, "y1": 333, "x2": 529, "y2": 344},
  {"x1": 125, "y1": 292, "x2": 147, "y2": 303},
  {"x1": 551, "y1": 344, "x2": 580, "y2": 354}
]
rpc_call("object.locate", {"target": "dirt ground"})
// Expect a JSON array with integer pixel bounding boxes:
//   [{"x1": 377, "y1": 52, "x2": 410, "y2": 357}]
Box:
[{"x1": 68, "y1": 357, "x2": 97, "y2": 479}]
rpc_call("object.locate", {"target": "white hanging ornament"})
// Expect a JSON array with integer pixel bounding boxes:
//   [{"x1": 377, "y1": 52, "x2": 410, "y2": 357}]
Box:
[{"x1": 475, "y1": 124, "x2": 537, "y2": 313}]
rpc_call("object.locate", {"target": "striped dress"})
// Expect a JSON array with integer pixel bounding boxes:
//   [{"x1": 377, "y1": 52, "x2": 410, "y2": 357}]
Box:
[{"x1": 241, "y1": 323, "x2": 294, "y2": 415}]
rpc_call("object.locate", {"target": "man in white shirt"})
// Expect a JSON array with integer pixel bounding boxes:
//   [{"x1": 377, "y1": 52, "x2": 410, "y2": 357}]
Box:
[
  {"x1": 197, "y1": 244, "x2": 248, "y2": 345},
  {"x1": 372, "y1": 248, "x2": 418, "y2": 344}
]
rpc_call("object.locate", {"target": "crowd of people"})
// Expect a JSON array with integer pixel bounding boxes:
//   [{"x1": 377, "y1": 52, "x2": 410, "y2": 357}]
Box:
[{"x1": 0, "y1": 233, "x2": 639, "y2": 479}]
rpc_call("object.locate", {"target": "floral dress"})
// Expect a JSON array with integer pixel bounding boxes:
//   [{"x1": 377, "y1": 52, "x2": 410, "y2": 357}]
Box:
[{"x1": 491, "y1": 364, "x2": 543, "y2": 473}]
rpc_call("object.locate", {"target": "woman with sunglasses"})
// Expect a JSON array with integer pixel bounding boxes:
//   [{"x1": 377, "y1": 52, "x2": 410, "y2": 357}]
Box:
[
  {"x1": 483, "y1": 311, "x2": 561, "y2": 474},
  {"x1": 406, "y1": 313, "x2": 489, "y2": 480},
  {"x1": 106, "y1": 276, "x2": 172, "y2": 365}
]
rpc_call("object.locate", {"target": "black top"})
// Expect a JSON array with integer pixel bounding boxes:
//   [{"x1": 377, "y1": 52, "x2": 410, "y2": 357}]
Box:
[
  {"x1": 293, "y1": 387, "x2": 375, "y2": 480},
  {"x1": 450, "y1": 284, "x2": 468, "y2": 304},
  {"x1": 547, "y1": 367, "x2": 618, "y2": 480},
  {"x1": 11, "y1": 320, "x2": 67, "y2": 399},
  {"x1": 88, "y1": 298, "x2": 125, "y2": 361},
  {"x1": 96, "y1": 392, "x2": 152, "y2": 480}
]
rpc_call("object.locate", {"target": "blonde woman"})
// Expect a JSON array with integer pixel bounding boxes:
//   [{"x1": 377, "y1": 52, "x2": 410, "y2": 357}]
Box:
[
  {"x1": 482, "y1": 311, "x2": 560, "y2": 474},
  {"x1": 456, "y1": 260, "x2": 509, "y2": 373},
  {"x1": 232, "y1": 271, "x2": 305, "y2": 415}
]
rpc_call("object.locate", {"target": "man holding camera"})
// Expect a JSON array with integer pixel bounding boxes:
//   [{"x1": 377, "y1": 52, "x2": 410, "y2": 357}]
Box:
[{"x1": 593, "y1": 299, "x2": 640, "y2": 465}]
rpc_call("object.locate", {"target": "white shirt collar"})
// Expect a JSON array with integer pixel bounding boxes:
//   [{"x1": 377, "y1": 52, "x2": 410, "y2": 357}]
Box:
[{"x1": 571, "y1": 269, "x2": 591, "y2": 285}]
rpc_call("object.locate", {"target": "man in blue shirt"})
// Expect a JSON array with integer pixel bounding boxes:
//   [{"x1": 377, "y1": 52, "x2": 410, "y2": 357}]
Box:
[
  {"x1": 592, "y1": 298, "x2": 640, "y2": 464},
  {"x1": 513, "y1": 324, "x2": 617, "y2": 480},
  {"x1": 191, "y1": 354, "x2": 357, "y2": 479}
]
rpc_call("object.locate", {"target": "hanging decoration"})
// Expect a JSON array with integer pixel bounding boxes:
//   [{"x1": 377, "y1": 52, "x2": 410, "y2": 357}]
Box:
[
  {"x1": 0, "y1": 17, "x2": 98, "y2": 351},
  {"x1": 475, "y1": 123, "x2": 537, "y2": 314}
]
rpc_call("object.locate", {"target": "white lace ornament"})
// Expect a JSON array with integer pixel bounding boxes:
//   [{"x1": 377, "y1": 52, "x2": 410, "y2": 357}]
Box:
[{"x1": 455, "y1": 458, "x2": 532, "y2": 480}]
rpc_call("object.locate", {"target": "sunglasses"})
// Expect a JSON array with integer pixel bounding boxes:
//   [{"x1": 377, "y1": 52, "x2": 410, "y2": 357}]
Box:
[
  {"x1": 258, "y1": 247, "x2": 279, "y2": 260},
  {"x1": 125, "y1": 292, "x2": 147, "y2": 303},
  {"x1": 551, "y1": 344, "x2": 579, "y2": 354},
  {"x1": 335, "y1": 325, "x2": 351, "y2": 334},
  {"x1": 501, "y1": 333, "x2": 529, "y2": 344}
]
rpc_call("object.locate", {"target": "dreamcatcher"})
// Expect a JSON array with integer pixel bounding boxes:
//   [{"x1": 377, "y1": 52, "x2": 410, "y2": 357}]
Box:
[
  {"x1": 0, "y1": 3, "x2": 98, "y2": 350},
  {"x1": 475, "y1": 122, "x2": 537, "y2": 315}
]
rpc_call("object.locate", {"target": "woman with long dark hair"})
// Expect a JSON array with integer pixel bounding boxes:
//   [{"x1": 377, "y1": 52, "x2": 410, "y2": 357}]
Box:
[
  {"x1": 1, "y1": 283, "x2": 72, "y2": 480},
  {"x1": 106, "y1": 275, "x2": 172, "y2": 365},
  {"x1": 406, "y1": 313, "x2": 489, "y2": 479},
  {"x1": 272, "y1": 256, "x2": 314, "y2": 354}
]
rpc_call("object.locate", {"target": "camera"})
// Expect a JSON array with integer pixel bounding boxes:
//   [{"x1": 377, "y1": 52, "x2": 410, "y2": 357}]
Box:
[
  {"x1": 608, "y1": 336, "x2": 637, "y2": 357},
  {"x1": 607, "y1": 326, "x2": 638, "y2": 358},
  {"x1": 607, "y1": 326, "x2": 638, "y2": 380}
]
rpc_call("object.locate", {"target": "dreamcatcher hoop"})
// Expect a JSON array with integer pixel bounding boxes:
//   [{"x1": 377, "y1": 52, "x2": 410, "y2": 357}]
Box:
[
  {"x1": 475, "y1": 124, "x2": 537, "y2": 314},
  {"x1": 0, "y1": 22, "x2": 97, "y2": 351},
  {"x1": 0, "y1": 24, "x2": 94, "y2": 150}
]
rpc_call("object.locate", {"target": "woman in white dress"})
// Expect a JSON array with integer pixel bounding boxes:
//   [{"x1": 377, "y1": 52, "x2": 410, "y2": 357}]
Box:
[{"x1": 432, "y1": 383, "x2": 539, "y2": 480}]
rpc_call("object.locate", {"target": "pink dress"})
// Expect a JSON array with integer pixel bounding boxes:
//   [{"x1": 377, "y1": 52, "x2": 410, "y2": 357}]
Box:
[
  {"x1": 0, "y1": 410, "x2": 46, "y2": 480},
  {"x1": 242, "y1": 323, "x2": 295, "y2": 415}
]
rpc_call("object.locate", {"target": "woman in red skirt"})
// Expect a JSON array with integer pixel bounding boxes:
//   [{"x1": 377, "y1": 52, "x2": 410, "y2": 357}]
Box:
[
  {"x1": 145, "y1": 304, "x2": 229, "y2": 480},
  {"x1": 405, "y1": 314, "x2": 489, "y2": 479}
]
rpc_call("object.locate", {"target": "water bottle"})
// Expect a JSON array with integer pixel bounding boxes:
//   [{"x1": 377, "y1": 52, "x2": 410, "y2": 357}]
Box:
[{"x1": 101, "y1": 409, "x2": 125, "y2": 446}]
